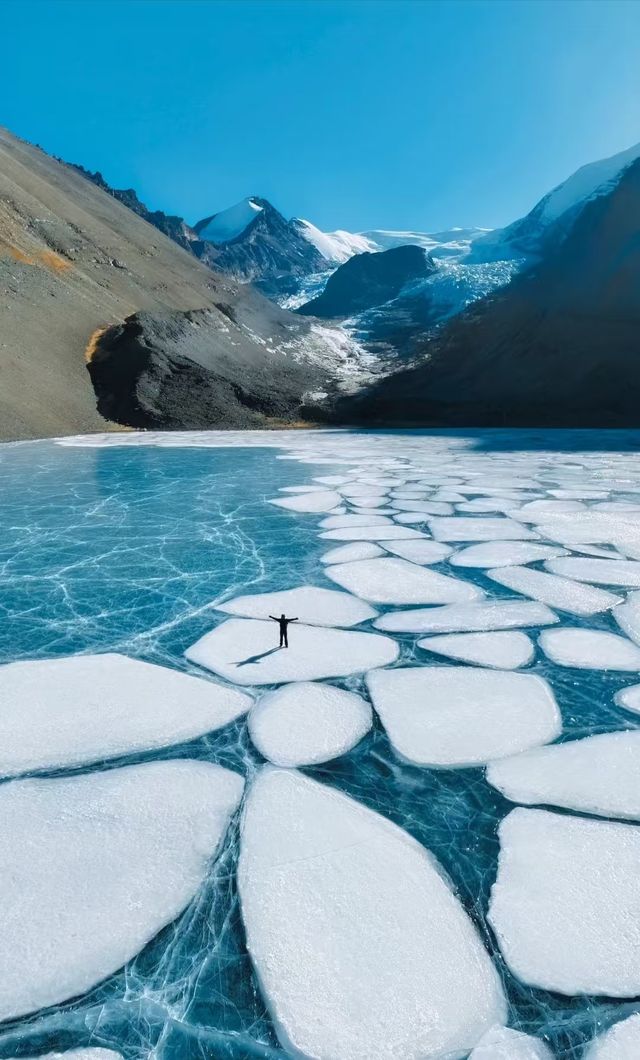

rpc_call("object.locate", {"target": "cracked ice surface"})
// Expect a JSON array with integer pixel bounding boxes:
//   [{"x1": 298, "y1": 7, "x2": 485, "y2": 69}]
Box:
[
  {"x1": 238, "y1": 768, "x2": 506, "y2": 1059},
  {"x1": 5, "y1": 428, "x2": 640, "y2": 1058},
  {"x1": 0, "y1": 760, "x2": 243, "y2": 1021}
]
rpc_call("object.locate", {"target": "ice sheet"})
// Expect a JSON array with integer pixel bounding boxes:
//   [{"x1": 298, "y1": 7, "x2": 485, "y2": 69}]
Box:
[
  {"x1": 216, "y1": 585, "x2": 376, "y2": 627},
  {"x1": 419, "y1": 631, "x2": 534, "y2": 669},
  {"x1": 539, "y1": 629, "x2": 640, "y2": 670},
  {"x1": 584, "y1": 1014, "x2": 640, "y2": 1058},
  {"x1": 374, "y1": 600, "x2": 559, "y2": 634},
  {"x1": 469, "y1": 1025, "x2": 553, "y2": 1059},
  {"x1": 248, "y1": 682, "x2": 371, "y2": 766},
  {"x1": 325, "y1": 557, "x2": 483, "y2": 605},
  {"x1": 487, "y1": 566, "x2": 621, "y2": 615}
]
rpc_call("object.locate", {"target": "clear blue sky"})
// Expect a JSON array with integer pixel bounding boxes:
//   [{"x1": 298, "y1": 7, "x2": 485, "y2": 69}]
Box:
[{"x1": 3, "y1": 0, "x2": 640, "y2": 231}]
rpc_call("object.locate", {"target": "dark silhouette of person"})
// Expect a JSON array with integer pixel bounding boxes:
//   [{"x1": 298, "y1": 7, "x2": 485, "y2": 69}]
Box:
[{"x1": 269, "y1": 613, "x2": 298, "y2": 648}]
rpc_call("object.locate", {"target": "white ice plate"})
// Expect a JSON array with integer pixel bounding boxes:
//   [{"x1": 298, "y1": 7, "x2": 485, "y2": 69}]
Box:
[
  {"x1": 419, "y1": 632, "x2": 534, "y2": 669},
  {"x1": 216, "y1": 585, "x2": 376, "y2": 627},
  {"x1": 366, "y1": 667, "x2": 560, "y2": 767},
  {"x1": 544, "y1": 557, "x2": 640, "y2": 587},
  {"x1": 269, "y1": 491, "x2": 342, "y2": 513},
  {"x1": 539, "y1": 629, "x2": 640, "y2": 670},
  {"x1": 450, "y1": 542, "x2": 567, "y2": 568},
  {"x1": 584, "y1": 1014, "x2": 640, "y2": 1059},
  {"x1": 321, "y1": 543, "x2": 385, "y2": 565},
  {"x1": 238, "y1": 768, "x2": 506, "y2": 1059},
  {"x1": 487, "y1": 566, "x2": 621, "y2": 615},
  {"x1": 469, "y1": 1025, "x2": 553, "y2": 1059},
  {"x1": 325, "y1": 557, "x2": 483, "y2": 605},
  {"x1": 320, "y1": 525, "x2": 428, "y2": 541},
  {"x1": 382, "y1": 540, "x2": 454, "y2": 565},
  {"x1": 374, "y1": 600, "x2": 559, "y2": 634},
  {"x1": 0, "y1": 654, "x2": 250, "y2": 777},
  {"x1": 249, "y1": 682, "x2": 371, "y2": 766},
  {"x1": 487, "y1": 730, "x2": 640, "y2": 819},
  {"x1": 428, "y1": 518, "x2": 539, "y2": 542},
  {"x1": 186, "y1": 619, "x2": 399, "y2": 685},
  {"x1": 488, "y1": 808, "x2": 640, "y2": 996},
  {"x1": 0, "y1": 760, "x2": 243, "y2": 1021}
]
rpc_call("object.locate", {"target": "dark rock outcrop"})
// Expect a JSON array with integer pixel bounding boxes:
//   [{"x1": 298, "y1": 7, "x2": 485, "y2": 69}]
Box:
[
  {"x1": 333, "y1": 159, "x2": 640, "y2": 427},
  {"x1": 296, "y1": 245, "x2": 437, "y2": 319}
]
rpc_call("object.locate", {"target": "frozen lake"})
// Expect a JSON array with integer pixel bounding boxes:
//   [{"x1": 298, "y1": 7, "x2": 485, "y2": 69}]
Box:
[{"x1": 1, "y1": 429, "x2": 640, "y2": 1059}]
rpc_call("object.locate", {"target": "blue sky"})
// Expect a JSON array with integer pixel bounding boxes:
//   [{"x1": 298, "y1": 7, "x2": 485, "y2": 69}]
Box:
[{"x1": 3, "y1": 0, "x2": 640, "y2": 231}]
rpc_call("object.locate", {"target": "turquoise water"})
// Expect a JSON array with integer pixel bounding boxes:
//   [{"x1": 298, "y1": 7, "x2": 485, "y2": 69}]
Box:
[{"x1": 0, "y1": 437, "x2": 639, "y2": 1059}]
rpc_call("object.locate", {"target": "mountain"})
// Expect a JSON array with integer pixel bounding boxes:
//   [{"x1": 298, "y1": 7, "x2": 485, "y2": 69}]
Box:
[
  {"x1": 471, "y1": 141, "x2": 640, "y2": 263},
  {"x1": 0, "y1": 128, "x2": 373, "y2": 439},
  {"x1": 192, "y1": 197, "x2": 327, "y2": 299},
  {"x1": 296, "y1": 245, "x2": 436, "y2": 319},
  {"x1": 333, "y1": 157, "x2": 640, "y2": 427}
]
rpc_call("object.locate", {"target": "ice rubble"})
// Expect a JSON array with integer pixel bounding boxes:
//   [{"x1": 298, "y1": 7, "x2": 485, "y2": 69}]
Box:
[
  {"x1": 488, "y1": 808, "x2": 640, "y2": 996},
  {"x1": 320, "y1": 525, "x2": 428, "y2": 541},
  {"x1": 248, "y1": 682, "x2": 371, "y2": 766},
  {"x1": 381, "y1": 539, "x2": 454, "y2": 564},
  {"x1": 584, "y1": 1014, "x2": 640, "y2": 1058},
  {"x1": 269, "y1": 490, "x2": 342, "y2": 512},
  {"x1": 321, "y1": 542, "x2": 385, "y2": 564},
  {"x1": 374, "y1": 600, "x2": 559, "y2": 634},
  {"x1": 365, "y1": 667, "x2": 560, "y2": 767},
  {"x1": 419, "y1": 631, "x2": 534, "y2": 669},
  {"x1": 487, "y1": 731, "x2": 640, "y2": 819},
  {"x1": 469, "y1": 1025, "x2": 553, "y2": 1059},
  {"x1": 238, "y1": 768, "x2": 506, "y2": 1060},
  {"x1": 0, "y1": 760, "x2": 243, "y2": 1021},
  {"x1": 325, "y1": 557, "x2": 483, "y2": 605},
  {"x1": 0, "y1": 653, "x2": 250, "y2": 777},
  {"x1": 538, "y1": 629, "x2": 640, "y2": 670},
  {"x1": 487, "y1": 566, "x2": 621, "y2": 615},
  {"x1": 186, "y1": 618, "x2": 399, "y2": 685},
  {"x1": 216, "y1": 585, "x2": 376, "y2": 627},
  {"x1": 428, "y1": 518, "x2": 539, "y2": 541},
  {"x1": 544, "y1": 557, "x2": 640, "y2": 587},
  {"x1": 450, "y1": 542, "x2": 567, "y2": 568}
]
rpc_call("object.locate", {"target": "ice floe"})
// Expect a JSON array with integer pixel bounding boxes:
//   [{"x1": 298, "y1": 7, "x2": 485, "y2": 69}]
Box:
[
  {"x1": 0, "y1": 760, "x2": 243, "y2": 1021},
  {"x1": 488, "y1": 808, "x2": 640, "y2": 996},
  {"x1": 186, "y1": 618, "x2": 399, "y2": 685},
  {"x1": 391, "y1": 501, "x2": 455, "y2": 515},
  {"x1": 544, "y1": 557, "x2": 640, "y2": 587},
  {"x1": 539, "y1": 628, "x2": 640, "y2": 670},
  {"x1": 382, "y1": 539, "x2": 454, "y2": 564},
  {"x1": 319, "y1": 514, "x2": 392, "y2": 529},
  {"x1": 238, "y1": 768, "x2": 506, "y2": 1059},
  {"x1": 320, "y1": 525, "x2": 428, "y2": 541},
  {"x1": 487, "y1": 731, "x2": 640, "y2": 819},
  {"x1": 469, "y1": 1025, "x2": 553, "y2": 1059},
  {"x1": 269, "y1": 490, "x2": 342, "y2": 512},
  {"x1": 614, "y1": 683, "x2": 640, "y2": 715},
  {"x1": 321, "y1": 542, "x2": 385, "y2": 565},
  {"x1": 325, "y1": 557, "x2": 483, "y2": 605},
  {"x1": 216, "y1": 585, "x2": 376, "y2": 627},
  {"x1": 248, "y1": 682, "x2": 371, "y2": 766},
  {"x1": 614, "y1": 591, "x2": 640, "y2": 644},
  {"x1": 419, "y1": 631, "x2": 534, "y2": 669},
  {"x1": 487, "y1": 566, "x2": 621, "y2": 615},
  {"x1": 366, "y1": 667, "x2": 560, "y2": 767},
  {"x1": 584, "y1": 1014, "x2": 640, "y2": 1058},
  {"x1": 429, "y1": 518, "x2": 539, "y2": 541},
  {"x1": 0, "y1": 653, "x2": 250, "y2": 777},
  {"x1": 374, "y1": 600, "x2": 559, "y2": 634},
  {"x1": 450, "y1": 542, "x2": 567, "y2": 568}
]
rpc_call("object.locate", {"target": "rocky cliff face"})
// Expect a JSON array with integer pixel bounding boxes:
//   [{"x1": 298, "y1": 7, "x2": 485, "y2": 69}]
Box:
[
  {"x1": 333, "y1": 159, "x2": 640, "y2": 427},
  {"x1": 297, "y1": 245, "x2": 437, "y2": 319}
]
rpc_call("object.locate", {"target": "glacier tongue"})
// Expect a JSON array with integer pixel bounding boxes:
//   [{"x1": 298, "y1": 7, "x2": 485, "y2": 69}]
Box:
[
  {"x1": 238, "y1": 767, "x2": 506, "y2": 1060},
  {"x1": 0, "y1": 760, "x2": 243, "y2": 1022}
]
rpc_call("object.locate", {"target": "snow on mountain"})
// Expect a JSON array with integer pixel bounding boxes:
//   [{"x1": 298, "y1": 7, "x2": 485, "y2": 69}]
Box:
[
  {"x1": 195, "y1": 197, "x2": 264, "y2": 244},
  {"x1": 292, "y1": 219, "x2": 378, "y2": 263},
  {"x1": 472, "y1": 142, "x2": 640, "y2": 262},
  {"x1": 362, "y1": 227, "x2": 490, "y2": 260}
]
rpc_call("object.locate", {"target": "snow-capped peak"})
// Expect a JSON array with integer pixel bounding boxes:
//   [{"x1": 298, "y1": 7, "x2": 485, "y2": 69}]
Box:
[
  {"x1": 195, "y1": 197, "x2": 263, "y2": 244},
  {"x1": 537, "y1": 141, "x2": 640, "y2": 224},
  {"x1": 293, "y1": 219, "x2": 378, "y2": 263}
]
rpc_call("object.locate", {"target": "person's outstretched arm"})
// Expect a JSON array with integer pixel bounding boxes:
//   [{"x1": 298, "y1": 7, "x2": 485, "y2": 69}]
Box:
[
  {"x1": 269, "y1": 615, "x2": 278, "y2": 621},
  {"x1": 291, "y1": 617, "x2": 299, "y2": 622}
]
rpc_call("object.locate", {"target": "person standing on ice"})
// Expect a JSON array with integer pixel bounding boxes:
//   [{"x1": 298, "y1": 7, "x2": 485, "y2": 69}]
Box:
[{"x1": 269, "y1": 613, "x2": 298, "y2": 648}]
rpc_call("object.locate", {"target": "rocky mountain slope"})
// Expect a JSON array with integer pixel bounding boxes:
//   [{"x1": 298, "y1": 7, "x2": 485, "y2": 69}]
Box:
[
  {"x1": 334, "y1": 157, "x2": 640, "y2": 427},
  {"x1": 0, "y1": 128, "x2": 371, "y2": 439},
  {"x1": 297, "y1": 245, "x2": 436, "y2": 319}
]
